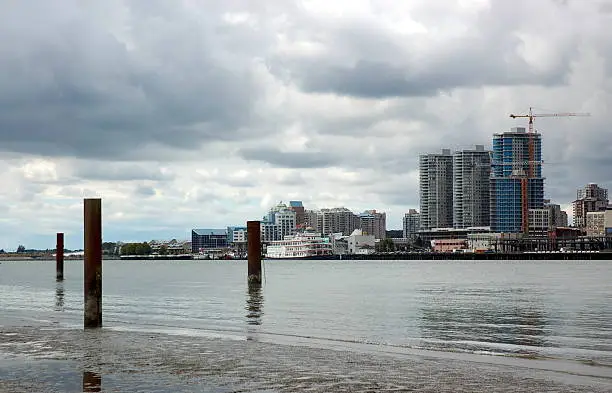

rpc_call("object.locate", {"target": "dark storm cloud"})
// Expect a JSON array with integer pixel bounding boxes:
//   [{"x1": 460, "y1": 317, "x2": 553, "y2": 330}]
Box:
[
  {"x1": 0, "y1": 1, "x2": 264, "y2": 159},
  {"x1": 239, "y1": 147, "x2": 340, "y2": 168}
]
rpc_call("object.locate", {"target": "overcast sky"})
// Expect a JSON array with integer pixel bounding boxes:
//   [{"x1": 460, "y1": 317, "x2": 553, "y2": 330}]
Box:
[{"x1": 1, "y1": 0, "x2": 611, "y2": 250}]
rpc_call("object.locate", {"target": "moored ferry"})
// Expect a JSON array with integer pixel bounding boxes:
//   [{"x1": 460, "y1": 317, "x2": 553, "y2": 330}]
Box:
[{"x1": 265, "y1": 231, "x2": 333, "y2": 259}]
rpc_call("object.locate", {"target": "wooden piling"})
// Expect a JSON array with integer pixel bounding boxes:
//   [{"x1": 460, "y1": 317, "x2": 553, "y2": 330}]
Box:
[
  {"x1": 247, "y1": 220, "x2": 261, "y2": 284},
  {"x1": 84, "y1": 198, "x2": 102, "y2": 328},
  {"x1": 56, "y1": 232, "x2": 64, "y2": 281},
  {"x1": 82, "y1": 371, "x2": 101, "y2": 392}
]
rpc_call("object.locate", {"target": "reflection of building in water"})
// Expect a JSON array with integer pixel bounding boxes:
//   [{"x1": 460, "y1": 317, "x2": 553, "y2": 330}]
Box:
[
  {"x1": 55, "y1": 281, "x2": 65, "y2": 311},
  {"x1": 417, "y1": 288, "x2": 547, "y2": 352},
  {"x1": 246, "y1": 283, "x2": 264, "y2": 326}
]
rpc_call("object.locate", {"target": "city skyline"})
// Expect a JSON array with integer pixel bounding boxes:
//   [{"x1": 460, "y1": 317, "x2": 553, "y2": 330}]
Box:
[{"x1": 1, "y1": 1, "x2": 611, "y2": 250}]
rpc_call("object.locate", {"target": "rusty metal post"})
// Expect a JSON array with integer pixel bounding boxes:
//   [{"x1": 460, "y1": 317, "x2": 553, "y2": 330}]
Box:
[
  {"x1": 247, "y1": 220, "x2": 261, "y2": 284},
  {"x1": 56, "y1": 232, "x2": 64, "y2": 281},
  {"x1": 84, "y1": 198, "x2": 102, "y2": 328}
]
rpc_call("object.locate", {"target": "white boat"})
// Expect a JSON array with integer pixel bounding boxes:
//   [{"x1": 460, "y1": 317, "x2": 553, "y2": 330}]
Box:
[{"x1": 265, "y1": 231, "x2": 333, "y2": 259}]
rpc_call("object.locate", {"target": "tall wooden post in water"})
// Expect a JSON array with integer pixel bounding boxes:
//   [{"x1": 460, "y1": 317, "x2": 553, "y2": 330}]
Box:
[
  {"x1": 247, "y1": 220, "x2": 262, "y2": 284},
  {"x1": 84, "y1": 198, "x2": 102, "y2": 328},
  {"x1": 56, "y1": 232, "x2": 64, "y2": 281}
]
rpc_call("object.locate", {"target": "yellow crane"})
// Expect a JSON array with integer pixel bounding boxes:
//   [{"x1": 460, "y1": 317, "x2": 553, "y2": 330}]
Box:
[{"x1": 508, "y1": 107, "x2": 590, "y2": 234}]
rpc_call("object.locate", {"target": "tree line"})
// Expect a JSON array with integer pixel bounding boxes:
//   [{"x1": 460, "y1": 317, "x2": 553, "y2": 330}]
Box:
[{"x1": 120, "y1": 242, "x2": 152, "y2": 256}]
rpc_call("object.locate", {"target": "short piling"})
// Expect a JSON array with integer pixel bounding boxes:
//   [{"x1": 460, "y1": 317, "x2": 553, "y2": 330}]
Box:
[
  {"x1": 82, "y1": 371, "x2": 102, "y2": 392},
  {"x1": 84, "y1": 198, "x2": 102, "y2": 328},
  {"x1": 56, "y1": 232, "x2": 64, "y2": 281},
  {"x1": 247, "y1": 220, "x2": 262, "y2": 284}
]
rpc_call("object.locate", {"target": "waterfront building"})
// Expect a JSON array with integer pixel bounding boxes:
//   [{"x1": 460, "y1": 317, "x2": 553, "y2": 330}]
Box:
[
  {"x1": 347, "y1": 229, "x2": 376, "y2": 254},
  {"x1": 304, "y1": 209, "x2": 321, "y2": 231},
  {"x1": 260, "y1": 222, "x2": 281, "y2": 243},
  {"x1": 402, "y1": 209, "x2": 421, "y2": 240},
  {"x1": 544, "y1": 200, "x2": 568, "y2": 229},
  {"x1": 150, "y1": 239, "x2": 191, "y2": 255},
  {"x1": 585, "y1": 209, "x2": 612, "y2": 236},
  {"x1": 490, "y1": 127, "x2": 544, "y2": 233},
  {"x1": 573, "y1": 183, "x2": 608, "y2": 228},
  {"x1": 261, "y1": 202, "x2": 297, "y2": 242},
  {"x1": 419, "y1": 149, "x2": 454, "y2": 230},
  {"x1": 288, "y1": 201, "x2": 306, "y2": 228},
  {"x1": 586, "y1": 211, "x2": 605, "y2": 236},
  {"x1": 359, "y1": 210, "x2": 387, "y2": 239},
  {"x1": 453, "y1": 145, "x2": 491, "y2": 229},
  {"x1": 528, "y1": 209, "x2": 550, "y2": 237},
  {"x1": 191, "y1": 229, "x2": 227, "y2": 253},
  {"x1": 320, "y1": 207, "x2": 361, "y2": 236},
  {"x1": 227, "y1": 226, "x2": 247, "y2": 244}
]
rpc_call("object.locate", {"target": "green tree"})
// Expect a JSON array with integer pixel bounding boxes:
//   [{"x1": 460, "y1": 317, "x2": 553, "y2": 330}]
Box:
[
  {"x1": 376, "y1": 238, "x2": 396, "y2": 253},
  {"x1": 159, "y1": 245, "x2": 168, "y2": 256},
  {"x1": 16, "y1": 245, "x2": 26, "y2": 253},
  {"x1": 120, "y1": 242, "x2": 151, "y2": 256}
]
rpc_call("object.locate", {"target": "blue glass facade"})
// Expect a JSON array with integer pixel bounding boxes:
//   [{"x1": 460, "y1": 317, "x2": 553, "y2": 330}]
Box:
[{"x1": 490, "y1": 128, "x2": 544, "y2": 233}]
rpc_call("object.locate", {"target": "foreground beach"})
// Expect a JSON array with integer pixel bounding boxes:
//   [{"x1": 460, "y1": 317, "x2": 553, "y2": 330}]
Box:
[{"x1": 1, "y1": 325, "x2": 611, "y2": 392}]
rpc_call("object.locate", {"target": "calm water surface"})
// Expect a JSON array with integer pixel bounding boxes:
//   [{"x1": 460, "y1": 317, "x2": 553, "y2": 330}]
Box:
[
  {"x1": 1, "y1": 259, "x2": 611, "y2": 392},
  {"x1": 1, "y1": 259, "x2": 610, "y2": 363}
]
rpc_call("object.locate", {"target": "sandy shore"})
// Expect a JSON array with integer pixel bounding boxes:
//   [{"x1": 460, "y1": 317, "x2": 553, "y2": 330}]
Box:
[{"x1": 1, "y1": 326, "x2": 611, "y2": 393}]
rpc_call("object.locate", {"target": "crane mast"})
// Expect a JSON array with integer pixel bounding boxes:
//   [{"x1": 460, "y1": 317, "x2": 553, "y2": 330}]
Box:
[{"x1": 508, "y1": 108, "x2": 590, "y2": 234}]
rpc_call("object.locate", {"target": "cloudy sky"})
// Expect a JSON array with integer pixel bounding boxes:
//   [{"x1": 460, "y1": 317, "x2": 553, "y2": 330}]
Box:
[{"x1": 1, "y1": 0, "x2": 611, "y2": 250}]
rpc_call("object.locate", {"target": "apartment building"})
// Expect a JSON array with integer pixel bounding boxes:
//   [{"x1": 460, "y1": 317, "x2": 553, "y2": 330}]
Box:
[
  {"x1": 573, "y1": 183, "x2": 608, "y2": 228},
  {"x1": 359, "y1": 210, "x2": 387, "y2": 239},
  {"x1": 403, "y1": 209, "x2": 421, "y2": 240},
  {"x1": 453, "y1": 145, "x2": 491, "y2": 229},
  {"x1": 419, "y1": 149, "x2": 454, "y2": 229}
]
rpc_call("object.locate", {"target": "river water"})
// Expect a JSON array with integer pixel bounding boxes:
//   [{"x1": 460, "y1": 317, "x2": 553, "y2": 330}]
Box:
[{"x1": 1, "y1": 259, "x2": 611, "y2": 392}]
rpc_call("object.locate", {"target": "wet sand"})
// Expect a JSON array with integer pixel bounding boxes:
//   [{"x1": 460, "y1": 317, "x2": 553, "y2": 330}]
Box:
[{"x1": 1, "y1": 326, "x2": 610, "y2": 393}]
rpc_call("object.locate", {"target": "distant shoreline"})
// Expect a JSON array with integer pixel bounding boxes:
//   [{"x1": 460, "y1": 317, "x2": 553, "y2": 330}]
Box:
[{"x1": 1, "y1": 252, "x2": 610, "y2": 262}]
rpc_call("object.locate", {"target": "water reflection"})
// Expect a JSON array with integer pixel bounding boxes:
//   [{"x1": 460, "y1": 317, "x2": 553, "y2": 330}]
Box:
[
  {"x1": 418, "y1": 287, "x2": 547, "y2": 355},
  {"x1": 82, "y1": 331, "x2": 103, "y2": 392},
  {"x1": 82, "y1": 371, "x2": 102, "y2": 392},
  {"x1": 246, "y1": 282, "x2": 264, "y2": 326},
  {"x1": 54, "y1": 280, "x2": 65, "y2": 311}
]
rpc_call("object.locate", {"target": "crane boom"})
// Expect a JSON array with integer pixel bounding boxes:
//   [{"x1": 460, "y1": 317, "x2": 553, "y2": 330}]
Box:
[{"x1": 509, "y1": 107, "x2": 591, "y2": 234}]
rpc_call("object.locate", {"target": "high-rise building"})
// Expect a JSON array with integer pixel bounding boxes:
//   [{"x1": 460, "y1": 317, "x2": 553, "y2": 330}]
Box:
[
  {"x1": 288, "y1": 201, "x2": 306, "y2": 228},
  {"x1": 261, "y1": 202, "x2": 296, "y2": 242},
  {"x1": 490, "y1": 127, "x2": 544, "y2": 233},
  {"x1": 403, "y1": 209, "x2": 421, "y2": 240},
  {"x1": 304, "y1": 209, "x2": 321, "y2": 231},
  {"x1": 359, "y1": 210, "x2": 386, "y2": 239},
  {"x1": 453, "y1": 145, "x2": 491, "y2": 229},
  {"x1": 419, "y1": 149, "x2": 454, "y2": 230},
  {"x1": 544, "y1": 200, "x2": 568, "y2": 229},
  {"x1": 573, "y1": 183, "x2": 608, "y2": 228},
  {"x1": 320, "y1": 207, "x2": 360, "y2": 236}
]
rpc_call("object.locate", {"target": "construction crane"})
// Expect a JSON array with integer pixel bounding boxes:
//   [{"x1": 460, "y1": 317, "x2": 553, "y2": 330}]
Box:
[{"x1": 509, "y1": 107, "x2": 590, "y2": 234}]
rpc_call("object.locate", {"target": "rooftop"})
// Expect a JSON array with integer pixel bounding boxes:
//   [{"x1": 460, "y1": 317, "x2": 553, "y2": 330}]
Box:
[{"x1": 192, "y1": 229, "x2": 226, "y2": 236}]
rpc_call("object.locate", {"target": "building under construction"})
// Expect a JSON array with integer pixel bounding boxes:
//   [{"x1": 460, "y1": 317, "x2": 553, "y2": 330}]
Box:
[{"x1": 490, "y1": 127, "x2": 544, "y2": 233}]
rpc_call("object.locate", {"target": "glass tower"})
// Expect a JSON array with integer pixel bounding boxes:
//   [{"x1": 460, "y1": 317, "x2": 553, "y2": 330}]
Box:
[{"x1": 490, "y1": 127, "x2": 544, "y2": 233}]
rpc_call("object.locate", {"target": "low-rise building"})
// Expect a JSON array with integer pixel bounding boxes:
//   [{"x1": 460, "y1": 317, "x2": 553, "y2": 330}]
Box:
[
  {"x1": 150, "y1": 239, "x2": 191, "y2": 255},
  {"x1": 227, "y1": 226, "x2": 247, "y2": 244},
  {"x1": 528, "y1": 209, "x2": 550, "y2": 236},
  {"x1": 191, "y1": 229, "x2": 228, "y2": 253},
  {"x1": 586, "y1": 211, "x2": 606, "y2": 236},
  {"x1": 347, "y1": 229, "x2": 376, "y2": 254},
  {"x1": 467, "y1": 232, "x2": 502, "y2": 252},
  {"x1": 431, "y1": 239, "x2": 467, "y2": 253}
]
